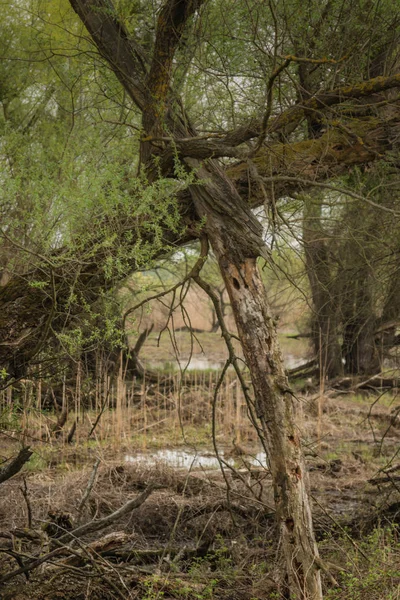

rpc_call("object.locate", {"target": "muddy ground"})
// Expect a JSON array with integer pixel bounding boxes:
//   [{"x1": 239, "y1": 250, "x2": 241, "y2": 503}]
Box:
[{"x1": 0, "y1": 393, "x2": 400, "y2": 599}]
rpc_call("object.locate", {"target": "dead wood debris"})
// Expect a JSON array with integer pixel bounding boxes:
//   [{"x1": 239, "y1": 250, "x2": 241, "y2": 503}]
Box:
[
  {"x1": 0, "y1": 454, "x2": 399, "y2": 599},
  {"x1": 0, "y1": 485, "x2": 156, "y2": 586}
]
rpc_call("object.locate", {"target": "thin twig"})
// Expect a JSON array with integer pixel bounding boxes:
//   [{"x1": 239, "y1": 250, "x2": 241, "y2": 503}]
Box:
[
  {"x1": 19, "y1": 477, "x2": 32, "y2": 529},
  {"x1": 311, "y1": 495, "x2": 370, "y2": 562},
  {"x1": 250, "y1": 58, "x2": 291, "y2": 155},
  {"x1": 123, "y1": 237, "x2": 209, "y2": 327},
  {"x1": 194, "y1": 275, "x2": 269, "y2": 457}
]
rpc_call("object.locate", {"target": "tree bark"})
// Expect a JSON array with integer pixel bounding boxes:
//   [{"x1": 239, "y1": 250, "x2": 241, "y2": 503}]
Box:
[
  {"x1": 341, "y1": 268, "x2": 380, "y2": 375},
  {"x1": 220, "y1": 256, "x2": 322, "y2": 599},
  {"x1": 303, "y1": 194, "x2": 343, "y2": 379}
]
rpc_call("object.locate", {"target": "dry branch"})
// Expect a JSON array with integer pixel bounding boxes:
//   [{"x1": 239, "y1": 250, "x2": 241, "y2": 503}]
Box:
[
  {"x1": 19, "y1": 477, "x2": 33, "y2": 529},
  {"x1": 56, "y1": 484, "x2": 156, "y2": 545},
  {"x1": 76, "y1": 458, "x2": 101, "y2": 524}
]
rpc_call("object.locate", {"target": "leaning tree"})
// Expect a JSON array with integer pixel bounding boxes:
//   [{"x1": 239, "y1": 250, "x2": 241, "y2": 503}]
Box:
[{"x1": 2, "y1": 0, "x2": 400, "y2": 597}]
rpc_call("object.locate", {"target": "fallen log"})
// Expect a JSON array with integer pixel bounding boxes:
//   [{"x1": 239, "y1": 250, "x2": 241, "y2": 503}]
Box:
[
  {"x1": 287, "y1": 358, "x2": 318, "y2": 381},
  {"x1": 332, "y1": 375, "x2": 400, "y2": 391},
  {"x1": 57, "y1": 535, "x2": 225, "y2": 568},
  {"x1": 368, "y1": 474, "x2": 400, "y2": 485},
  {"x1": 368, "y1": 463, "x2": 400, "y2": 485},
  {"x1": 0, "y1": 448, "x2": 32, "y2": 485}
]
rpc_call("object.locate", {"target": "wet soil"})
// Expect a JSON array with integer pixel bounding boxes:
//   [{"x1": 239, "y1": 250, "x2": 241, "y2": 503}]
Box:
[{"x1": 1, "y1": 391, "x2": 400, "y2": 599}]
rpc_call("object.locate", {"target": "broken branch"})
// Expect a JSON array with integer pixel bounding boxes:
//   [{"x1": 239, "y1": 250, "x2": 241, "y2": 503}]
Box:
[{"x1": 0, "y1": 447, "x2": 32, "y2": 485}]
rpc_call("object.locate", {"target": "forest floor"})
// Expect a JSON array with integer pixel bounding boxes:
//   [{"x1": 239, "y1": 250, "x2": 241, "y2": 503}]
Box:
[{"x1": 0, "y1": 386, "x2": 400, "y2": 599}]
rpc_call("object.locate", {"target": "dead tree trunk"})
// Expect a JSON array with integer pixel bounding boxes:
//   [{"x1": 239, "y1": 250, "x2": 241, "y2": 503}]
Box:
[
  {"x1": 189, "y1": 161, "x2": 322, "y2": 600},
  {"x1": 220, "y1": 255, "x2": 322, "y2": 598}
]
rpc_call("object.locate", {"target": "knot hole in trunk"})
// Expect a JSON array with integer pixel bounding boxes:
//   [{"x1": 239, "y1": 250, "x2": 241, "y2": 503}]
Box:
[{"x1": 233, "y1": 277, "x2": 240, "y2": 290}]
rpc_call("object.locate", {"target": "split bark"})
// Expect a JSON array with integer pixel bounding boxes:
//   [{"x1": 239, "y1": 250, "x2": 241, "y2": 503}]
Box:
[{"x1": 218, "y1": 255, "x2": 323, "y2": 599}]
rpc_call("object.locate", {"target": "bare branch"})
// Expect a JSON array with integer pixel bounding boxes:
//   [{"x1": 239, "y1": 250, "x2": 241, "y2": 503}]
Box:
[
  {"x1": 76, "y1": 458, "x2": 101, "y2": 524},
  {"x1": 56, "y1": 484, "x2": 157, "y2": 544},
  {"x1": 269, "y1": 72, "x2": 400, "y2": 137},
  {"x1": 123, "y1": 236, "x2": 208, "y2": 326},
  {"x1": 259, "y1": 175, "x2": 400, "y2": 216},
  {"x1": 251, "y1": 58, "x2": 291, "y2": 156}
]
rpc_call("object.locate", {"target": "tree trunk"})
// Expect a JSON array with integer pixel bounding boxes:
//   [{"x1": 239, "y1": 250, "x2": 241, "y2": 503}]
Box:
[
  {"x1": 343, "y1": 320, "x2": 379, "y2": 375},
  {"x1": 189, "y1": 161, "x2": 322, "y2": 600},
  {"x1": 220, "y1": 255, "x2": 322, "y2": 599},
  {"x1": 341, "y1": 269, "x2": 380, "y2": 375},
  {"x1": 303, "y1": 194, "x2": 343, "y2": 379},
  {"x1": 376, "y1": 253, "x2": 400, "y2": 361}
]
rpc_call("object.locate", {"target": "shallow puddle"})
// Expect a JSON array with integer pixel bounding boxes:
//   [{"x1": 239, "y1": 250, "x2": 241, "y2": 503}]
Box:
[
  {"x1": 125, "y1": 448, "x2": 268, "y2": 470},
  {"x1": 145, "y1": 357, "x2": 225, "y2": 371},
  {"x1": 145, "y1": 353, "x2": 306, "y2": 372}
]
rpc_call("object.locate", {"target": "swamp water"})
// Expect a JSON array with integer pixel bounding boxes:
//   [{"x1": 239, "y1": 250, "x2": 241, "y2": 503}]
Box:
[
  {"x1": 146, "y1": 353, "x2": 306, "y2": 372},
  {"x1": 125, "y1": 448, "x2": 268, "y2": 470}
]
